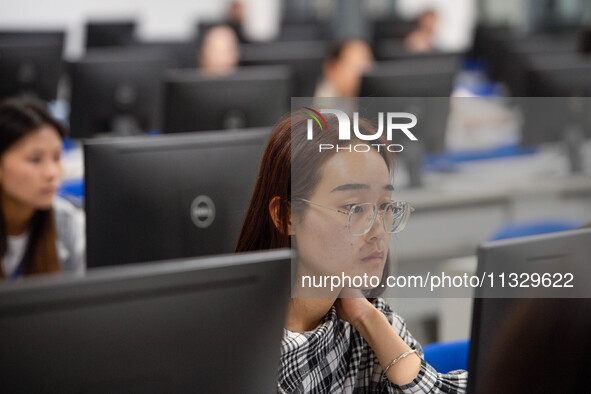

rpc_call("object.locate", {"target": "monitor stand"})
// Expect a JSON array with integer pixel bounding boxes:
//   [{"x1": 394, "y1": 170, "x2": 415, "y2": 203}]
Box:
[{"x1": 110, "y1": 114, "x2": 144, "y2": 136}]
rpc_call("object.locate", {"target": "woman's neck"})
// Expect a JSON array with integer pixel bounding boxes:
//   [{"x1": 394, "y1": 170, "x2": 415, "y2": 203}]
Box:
[
  {"x1": 1, "y1": 195, "x2": 35, "y2": 236},
  {"x1": 286, "y1": 297, "x2": 336, "y2": 332}
]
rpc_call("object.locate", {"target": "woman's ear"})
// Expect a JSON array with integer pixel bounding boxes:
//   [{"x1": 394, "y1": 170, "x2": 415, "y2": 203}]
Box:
[{"x1": 269, "y1": 196, "x2": 292, "y2": 235}]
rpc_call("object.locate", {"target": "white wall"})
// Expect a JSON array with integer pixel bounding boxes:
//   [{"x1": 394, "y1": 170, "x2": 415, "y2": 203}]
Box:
[
  {"x1": 479, "y1": 0, "x2": 529, "y2": 29},
  {"x1": 1, "y1": 0, "x2": 280, "y2": 59},
  {"x1": 396, "y1": 0, "x2": 477, "y2": 51}
]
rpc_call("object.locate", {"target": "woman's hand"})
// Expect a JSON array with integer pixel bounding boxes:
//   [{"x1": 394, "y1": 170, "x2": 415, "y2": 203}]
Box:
[
  {"x1": 337, "y1": 289, "x2": 422, "y2": 386},
  {"x1": 335, "y1": 288, "x2": 378, "y2": 328}
]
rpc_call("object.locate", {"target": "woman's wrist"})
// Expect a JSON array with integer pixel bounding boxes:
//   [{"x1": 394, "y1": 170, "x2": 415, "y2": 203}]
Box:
[
  {"x1": 351, "y1": 305, "x2": 422, "y2": 386},
  {"x1": 350, "y1": 304, "x2": 384, "y2": 333}
]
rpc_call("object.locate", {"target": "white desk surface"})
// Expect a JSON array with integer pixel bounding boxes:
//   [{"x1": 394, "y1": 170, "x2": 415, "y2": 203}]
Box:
[{"x1": 394, "y1": 141, "x2": 591, "y2": 211}]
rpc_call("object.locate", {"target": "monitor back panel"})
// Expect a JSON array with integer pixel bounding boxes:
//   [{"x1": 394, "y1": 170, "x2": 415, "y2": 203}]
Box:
[
  {"x1": 0, "y1": 42, "x2": 63, "y2": 101},
  {"x1": 0, "y1": 249, "x2": 292, "y2": 393},
  {"x1": 467, "y1": 228, "x2": 591, "y2": 393},
  {"x1": 69, "y1": 52, "x2": 165, "y2": 137},
  {"x1": 84, "y1": 128, "x2": 270, "y2": 267},
  {"x1": 163, "y1": 66, "x2": 290, "y2": 133}
]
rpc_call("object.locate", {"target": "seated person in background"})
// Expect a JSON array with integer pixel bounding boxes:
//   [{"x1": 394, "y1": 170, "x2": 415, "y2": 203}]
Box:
[
  {"x1": 0, "y1": 98, "x2": 85, "y2": 281},
  {"x1": 198, "y1": 25, "x2": 240, "y2": 77},
  {"x1": 236, "y1": 110, "x2": 467, "y2": 393},
  {"x1": 404, "y1": 9, "x2": 438, "y2": 53},
  {"x1": 315, "y1": 39, "x2": 374, "y2": 97},
  {"x1": 227, "y1": 0, "x2": 248, "y2": 43},
  {"x1": 478, "y1": 297, "x2": 591, "y2": 394}
]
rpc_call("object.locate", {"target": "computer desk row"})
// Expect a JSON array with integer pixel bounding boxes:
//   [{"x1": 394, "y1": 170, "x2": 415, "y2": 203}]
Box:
[
  {"x1": 61, "y1": 138, "x2": 591, "y2": 264},
  {"x1": 394, "y1": 141, "x2": 591, "y2": 263},
  {"x1": 384, "y1": 140, "x2": 591, "y2": 343},
  {"x1": 55, "y1": 135, "x2": 591, "y2": 346}
]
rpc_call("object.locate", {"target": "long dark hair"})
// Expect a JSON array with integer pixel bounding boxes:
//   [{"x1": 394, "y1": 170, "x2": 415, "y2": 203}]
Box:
[
  {"x1": 235, "y1": 109, "x2": 395, "y2": 296},
  {"x1": 0, "y1": 97, "x2": 67, "y2": 278}
]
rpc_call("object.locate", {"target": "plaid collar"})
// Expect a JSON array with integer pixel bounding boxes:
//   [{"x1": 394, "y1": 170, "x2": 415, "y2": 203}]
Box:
[
  {"x1": 276, "y1": 298, "x2": 468, "y2": 394},
  {"x1": 278, "y1": 300, "x2": 384, "y2": 394}
]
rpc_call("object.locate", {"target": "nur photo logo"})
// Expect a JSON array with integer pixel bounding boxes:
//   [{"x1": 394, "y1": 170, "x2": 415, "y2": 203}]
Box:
[{"x1": 304, "y1": 107, "x2": 419, "y2": 153}]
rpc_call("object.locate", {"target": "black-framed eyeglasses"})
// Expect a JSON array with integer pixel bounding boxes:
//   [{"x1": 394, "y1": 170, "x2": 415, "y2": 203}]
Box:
[{"x1": 299, "y1": 199, "x2": 415, "y2": 236}]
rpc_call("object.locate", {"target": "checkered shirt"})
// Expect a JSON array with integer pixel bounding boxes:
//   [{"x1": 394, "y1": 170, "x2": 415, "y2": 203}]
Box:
[{"x1": 278, "y1": 298, "x2": 468, "y2": 393}]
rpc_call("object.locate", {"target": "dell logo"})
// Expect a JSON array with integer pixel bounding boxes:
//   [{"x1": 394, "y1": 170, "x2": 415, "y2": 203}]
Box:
[{"x1": 190, "y1": 195, "x2": 216, "y2": 229}]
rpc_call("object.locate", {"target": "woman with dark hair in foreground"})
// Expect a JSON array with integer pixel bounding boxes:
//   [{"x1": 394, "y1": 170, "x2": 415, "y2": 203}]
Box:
[{"x1": 236, "y1": 110, "x2": 467, "y2": 393}]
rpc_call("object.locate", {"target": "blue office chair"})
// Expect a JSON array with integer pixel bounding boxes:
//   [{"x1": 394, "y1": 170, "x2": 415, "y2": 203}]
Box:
[
  {"x1": 58, "y1": 177, "x2": 84, "y2": 208},
  {"x1": 489, "y1": 219, "x2": 582, "y2": 241},
  {"x1": 423, "y1": 339, "x2": 470, "y2": 373}
]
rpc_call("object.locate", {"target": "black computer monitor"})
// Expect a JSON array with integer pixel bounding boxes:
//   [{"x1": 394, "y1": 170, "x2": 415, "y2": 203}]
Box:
[
  {"x1": 514, "y1": 54, "x2": 591, "y2": 146},
  {"x1": 375, "y1": 39, "x2": 464, "y2": 62},
  {"x1": 162, "y1": 66, "x2": 290, "y2": 133},
  {"x1": 69, "y1": 49, "x2": 165, "y2": 138},
  {"x1": 0, "y1": 29, "x2": 65, "y2": 46},
  {"x1": 130, "y1": 39, "x2": 199, "y2": 68},
  {"x1": 240, "y1": 40, "x2": 327, "y2": 97},
  {"x1": 489, "y1": 32, "x2": 578, "y2": 94},
  {"x1": 508, "y1": 33, "x2": 578, "y2": 54},
  {"x1": 526, "y1": 53, "x2": 591, "y2": 96},
  {"x1": 470, "y1": 24, "x2": 511, "y2": 70},
  {"x1": 277, "y1": 20, "x2": 328, "y2": 41},
  {"x1": 359, "y1": 58, "x2": 458, "y2": 154},
  {"x1": 516, "y1": 96, "x2": 591, "y2": 148},
  {"x1": 580, "y1": 26, "x2": 591, "y2": 54},
  {"x1": 0, "y1": 42, "x2": 64, "y2": 101},
  {"x1": 85, "y1": 20, "x2": 136, "y2": 48},
  {"x1": 0, "y1": 249, "x2": 292, "y2": 393},
  {"x1": 360, "y1": 57, "x2": 459, "y2": 97},
  {"x1": 501, "y1": 46, "x2": 583, "y2": 97},
  {"x1": 468, "y1": 227, "x2": 591, "y2": 393},
  {"x1": 371, "y1": 17, "x2": 416, "y2": 48},
  {"x1": 84, "y1": 127, "x2": 271, "y2": 267}
]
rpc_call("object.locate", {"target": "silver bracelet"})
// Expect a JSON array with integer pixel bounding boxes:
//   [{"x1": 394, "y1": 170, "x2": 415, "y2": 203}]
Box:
[{"x1": 382, "y1": 349, "x2": 418, "y2": 377}]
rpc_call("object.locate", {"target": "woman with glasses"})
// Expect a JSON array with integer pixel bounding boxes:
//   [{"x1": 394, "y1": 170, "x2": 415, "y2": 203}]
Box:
[{"x1": 236, "y1": 110, "x2": 467, "y2": 393}]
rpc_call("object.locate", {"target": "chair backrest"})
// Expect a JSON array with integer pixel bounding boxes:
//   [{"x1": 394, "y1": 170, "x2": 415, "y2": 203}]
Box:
[
  {"x1": 489, "y1": 219, "x2": 582, "y2": 241},
  {"x1": 422, "y1": 339, "x2": 470, "y2": 373}
]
